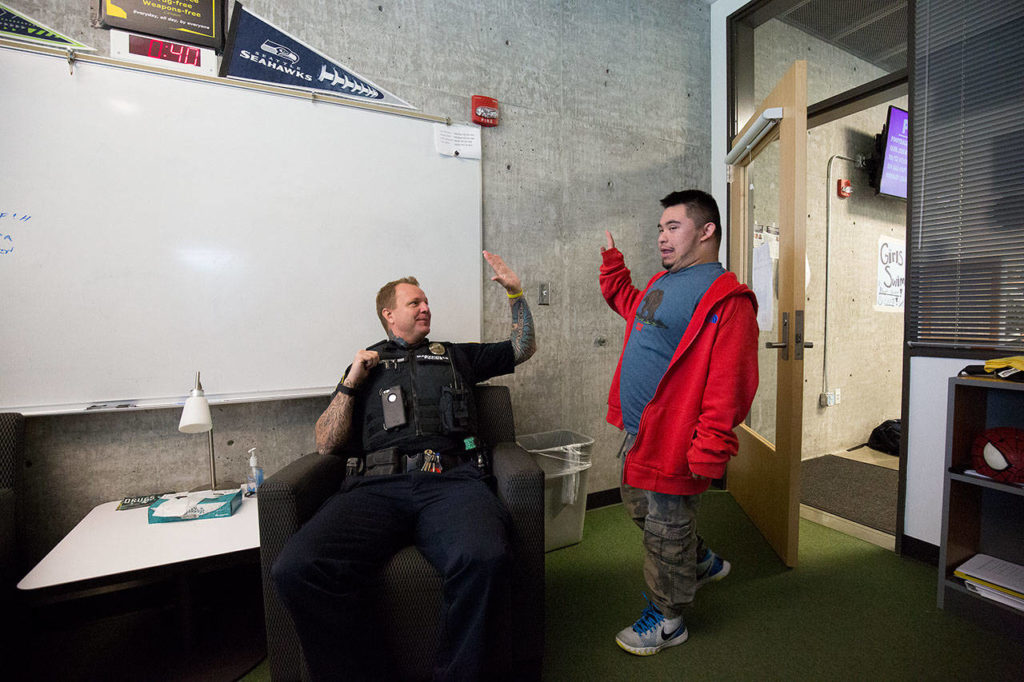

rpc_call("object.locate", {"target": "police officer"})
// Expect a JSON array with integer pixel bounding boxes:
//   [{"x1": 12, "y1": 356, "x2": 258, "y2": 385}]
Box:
[{"x1": 272, "y1": 251, "x2": 536, "y2": 682}]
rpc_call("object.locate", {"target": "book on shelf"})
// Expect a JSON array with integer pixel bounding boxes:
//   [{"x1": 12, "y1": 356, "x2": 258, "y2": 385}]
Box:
[
  {"x1": 964, "y1": 580, "x2": 1024, "y2": 613},
  {"x1": 954, "y1": 554, "x2": 1024, "y2": 600}
]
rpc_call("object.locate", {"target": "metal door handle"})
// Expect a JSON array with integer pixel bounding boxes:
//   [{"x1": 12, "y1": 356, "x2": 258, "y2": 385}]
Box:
[
  {"x1": 769, "y1": 312, "x2": 792, "y2": 360},
  {"x1": 766, "y1": 341, "x2": 813, "y2": 349}
]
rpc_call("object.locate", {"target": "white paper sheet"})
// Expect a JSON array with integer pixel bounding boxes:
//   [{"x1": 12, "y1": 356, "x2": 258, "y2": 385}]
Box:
[
  {"x1": 753, "y1": 242, "x2": 774, "y2": 331},
  {"x1": 955, "y1": 553, "x2": 1024, "y2": 597},
  {"x1": 150, "y1": 490, "x2": 237, "y2": 519},
  {"x1": 434, "y1": 124, "x2": 481, "y2": 159},
  {"x1": 876, "y1": 235, "x2": 905, "y2": 311}
]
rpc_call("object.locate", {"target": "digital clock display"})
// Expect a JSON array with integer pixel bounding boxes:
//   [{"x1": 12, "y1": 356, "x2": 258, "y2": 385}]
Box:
[{"x1": 128, "y1": 34, "x2": 202, "y2": 67}]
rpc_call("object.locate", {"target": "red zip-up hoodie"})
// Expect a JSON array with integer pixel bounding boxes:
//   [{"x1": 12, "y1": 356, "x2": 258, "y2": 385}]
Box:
[{"x1": 601, "y1": 248, "x2": 759, "y2": 495}]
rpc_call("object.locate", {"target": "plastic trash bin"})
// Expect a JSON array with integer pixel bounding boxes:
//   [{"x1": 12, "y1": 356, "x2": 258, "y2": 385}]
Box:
[{"x1": 516, "y1": 430, "x2": 594, "y2": 551}]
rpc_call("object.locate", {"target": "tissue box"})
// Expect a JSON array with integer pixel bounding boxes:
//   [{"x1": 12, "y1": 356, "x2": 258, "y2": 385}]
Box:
[{"x1": 147, "y1": 489, "x2": 242, "y2": 523}]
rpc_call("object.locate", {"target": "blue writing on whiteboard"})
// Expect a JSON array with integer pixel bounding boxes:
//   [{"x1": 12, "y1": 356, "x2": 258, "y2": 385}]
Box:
[
  {"x1": 0, "y1": 233, "x2": 12, "y2": 255},
  {"x1": 0, "y1": 212, "x2": 32, "y2": 222}
]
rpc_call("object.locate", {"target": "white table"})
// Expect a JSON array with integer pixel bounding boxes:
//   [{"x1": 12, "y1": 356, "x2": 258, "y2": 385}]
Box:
[
  {"x1": 19, "y1": 491, "x2": 259, "y2": 591},
  {"x1": 17, "y1": 491, "x2": 264, "y2": 679}
]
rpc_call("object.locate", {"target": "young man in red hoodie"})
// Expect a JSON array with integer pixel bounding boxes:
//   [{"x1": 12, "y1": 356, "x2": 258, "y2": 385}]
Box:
[{"x1": 600, "y1": 189, "x2": 759, "y2": 656}]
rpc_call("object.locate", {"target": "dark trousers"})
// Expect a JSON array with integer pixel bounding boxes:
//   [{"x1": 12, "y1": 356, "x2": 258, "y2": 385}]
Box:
[{"x1": 272, "y1": 463, "x2": 511, "y2": 681}]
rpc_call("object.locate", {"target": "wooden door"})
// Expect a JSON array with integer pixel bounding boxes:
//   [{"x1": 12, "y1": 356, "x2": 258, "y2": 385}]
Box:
[{"x1": 727, "y1": 61, "x2": 808, "y2": 568}]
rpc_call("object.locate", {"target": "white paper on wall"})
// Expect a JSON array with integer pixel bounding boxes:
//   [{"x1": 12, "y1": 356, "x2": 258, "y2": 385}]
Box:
[
  {"x1": 753, "y1": 242, "x2": 774, "y2": 331},
  {"x1": 876, "y1": 235, "x2": 905, "y2": 311}
]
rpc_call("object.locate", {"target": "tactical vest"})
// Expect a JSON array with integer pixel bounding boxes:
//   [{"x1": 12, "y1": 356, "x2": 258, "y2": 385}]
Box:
[{"x1": 360, "y1": 339, "x2": 478, "y2": 454}]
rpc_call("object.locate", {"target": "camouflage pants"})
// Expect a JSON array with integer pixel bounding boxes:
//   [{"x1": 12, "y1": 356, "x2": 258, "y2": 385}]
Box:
[{"x1": 618, "y1": 433, "x2": 707, "y2": 619}]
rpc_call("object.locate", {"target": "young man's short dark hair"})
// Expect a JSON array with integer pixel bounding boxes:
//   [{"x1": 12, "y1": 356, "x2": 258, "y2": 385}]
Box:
[{"x1": 661, "y1": 190, "x2": 721, "y2": 245}]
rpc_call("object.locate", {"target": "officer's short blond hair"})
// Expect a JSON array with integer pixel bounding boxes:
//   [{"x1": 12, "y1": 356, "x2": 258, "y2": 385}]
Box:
[{"x1": 376, "y1": 276, "x2": 420, "y2": 333}]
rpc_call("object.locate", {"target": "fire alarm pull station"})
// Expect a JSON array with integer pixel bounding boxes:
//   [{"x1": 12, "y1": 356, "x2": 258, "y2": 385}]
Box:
[
  {"x1": 472, "y1": 95, "x2": 499, "y2": 127},
  {"x1": 837, "y1": 179, "x2": 853, "y2": 198}
]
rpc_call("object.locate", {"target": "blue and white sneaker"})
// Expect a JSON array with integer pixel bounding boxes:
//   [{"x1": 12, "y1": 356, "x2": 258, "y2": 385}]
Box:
[
  {"x1": 696, "y1": 548, "x2": 731, "y2": 588},
  {"x1": 615, "y1": 595, "x2": 688, "y2": 656}
]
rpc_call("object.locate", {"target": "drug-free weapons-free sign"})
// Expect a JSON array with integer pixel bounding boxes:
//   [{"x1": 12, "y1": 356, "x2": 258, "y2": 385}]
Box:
[{"x1": 99, "y1": 0, "x2": 224, "y2": 50}]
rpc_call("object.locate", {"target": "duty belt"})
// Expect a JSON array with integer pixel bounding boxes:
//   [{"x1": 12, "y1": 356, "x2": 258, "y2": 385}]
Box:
[
  {"x1": 351, "y1": 447, "x2": 488, "y2": 477},
  {"x1": 403, "y1": 448, "x2": 487, "y2": 474}
]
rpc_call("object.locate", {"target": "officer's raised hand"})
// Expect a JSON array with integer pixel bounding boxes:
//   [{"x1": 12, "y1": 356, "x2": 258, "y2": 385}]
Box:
[
  {"x1": 483, "y1": 251, "x2": 522, "y2": 296},
  {"x1": 483, "y1": 251, "x2": 536, "y2": 364}
]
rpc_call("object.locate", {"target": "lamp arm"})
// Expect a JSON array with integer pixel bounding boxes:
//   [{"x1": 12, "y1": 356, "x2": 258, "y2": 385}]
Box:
[{"x1": 208, "y1": 429, "x2": 217, "y2": 490}]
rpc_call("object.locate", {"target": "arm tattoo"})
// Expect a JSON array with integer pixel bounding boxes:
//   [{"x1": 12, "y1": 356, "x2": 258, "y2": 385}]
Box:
[
  {"x1": 315, "y1": 392, "x2": 355, "y2": 456},
  {"x1": 510, "y1": 296, "x2": 537, "y2": 365}
]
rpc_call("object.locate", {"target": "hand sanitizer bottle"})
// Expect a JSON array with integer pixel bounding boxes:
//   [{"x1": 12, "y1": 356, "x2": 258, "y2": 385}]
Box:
[{"x1": 246, "y1": 447, "x2": 264, "y2": 495}]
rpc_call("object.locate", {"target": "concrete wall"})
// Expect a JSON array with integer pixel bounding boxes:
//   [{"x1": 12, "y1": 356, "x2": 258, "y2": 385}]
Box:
[
  {"x1": 803, "y1": 102, "x2": 906, "y2": 457},
  {"x1": 745, "y1": 20, "x2": 906, "y2": 457},
  {"x1": 11, "y1": 0, "x2": 714, "y2": 567}
]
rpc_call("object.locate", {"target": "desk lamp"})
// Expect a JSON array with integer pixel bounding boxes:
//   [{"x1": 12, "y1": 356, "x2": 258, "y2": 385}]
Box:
[{"x1": 178, "y1": 371, "x2": 219, "y2": 491}]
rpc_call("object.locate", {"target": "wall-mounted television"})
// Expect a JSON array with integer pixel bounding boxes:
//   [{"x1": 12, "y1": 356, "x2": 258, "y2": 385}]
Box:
[{"x1": 873, "y1": 105, "x2": 909, "y2": 199}]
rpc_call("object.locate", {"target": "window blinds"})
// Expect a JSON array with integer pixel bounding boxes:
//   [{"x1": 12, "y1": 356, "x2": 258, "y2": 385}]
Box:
[{"x1": 908, "y1": 0, "x2": 1024, "y2": 351}]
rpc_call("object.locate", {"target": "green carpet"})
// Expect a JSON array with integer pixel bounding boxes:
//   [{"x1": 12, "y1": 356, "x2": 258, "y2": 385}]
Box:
[
  {"x1": 544, "y1": 491, "x2": 1023, "y2": 681},
  {"x1": 244, "y1": 491, "x2": 1023, "y2": 681}
]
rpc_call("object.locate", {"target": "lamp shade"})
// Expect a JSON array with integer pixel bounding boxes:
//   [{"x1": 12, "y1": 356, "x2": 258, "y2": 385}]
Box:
[{"x1": 179, "y1": 391, "x2": 212, "y2": 433}]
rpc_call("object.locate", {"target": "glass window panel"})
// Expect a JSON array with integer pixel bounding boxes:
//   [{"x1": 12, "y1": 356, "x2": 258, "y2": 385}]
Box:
[{"x1": 742, "y1": 140, "x2": 781, "y2": 446}]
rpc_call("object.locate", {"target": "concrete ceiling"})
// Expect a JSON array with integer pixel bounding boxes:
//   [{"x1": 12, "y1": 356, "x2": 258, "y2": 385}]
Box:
[{"x1": 776, "y1": 0, "x2": 908, "y2": 73}]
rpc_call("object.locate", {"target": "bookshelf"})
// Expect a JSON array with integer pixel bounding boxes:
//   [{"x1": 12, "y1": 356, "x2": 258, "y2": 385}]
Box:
[{"x1": 938, "y1": 377, "x2": 1024, "y2": 635}]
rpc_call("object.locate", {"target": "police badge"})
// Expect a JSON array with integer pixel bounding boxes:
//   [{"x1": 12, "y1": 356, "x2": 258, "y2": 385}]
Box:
[{"x1": 429, "y1": 342, "x2": 446, "y2": 356}]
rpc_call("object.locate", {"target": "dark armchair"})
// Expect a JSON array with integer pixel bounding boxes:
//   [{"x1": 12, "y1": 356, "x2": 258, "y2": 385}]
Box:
[
  {"x1": 1, "y1": 413, "x2": 25, "y2": 682},
  {"x1": 258, "y1": 385, "x2": 544, "y2": 681},
  {"x1": 1, "y1": 413, "x2": 25, "y2": 593}
]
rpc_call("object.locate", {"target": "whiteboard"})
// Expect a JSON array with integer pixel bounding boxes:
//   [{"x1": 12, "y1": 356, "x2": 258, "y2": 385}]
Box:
[{"x1": 0, "y1": 45, "x2": 482, "y2": 415}]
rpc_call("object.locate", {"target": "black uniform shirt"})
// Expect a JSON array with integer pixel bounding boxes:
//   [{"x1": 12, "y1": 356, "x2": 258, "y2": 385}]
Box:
[
  {"x1": 332, "y1": 339, "x2": 515, "y2": 453},
  {"x1": 332, "y1": 338, "x2": 514, "y2": 400}
]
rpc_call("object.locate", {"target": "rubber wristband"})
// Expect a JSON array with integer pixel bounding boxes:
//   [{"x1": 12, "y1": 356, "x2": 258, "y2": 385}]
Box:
[
  {"x1": 506, "y1": 290, "x2": 523, "y2": 300},
  {"x1": 336, "y1": 383, "x2": 358, "y2": 396}
]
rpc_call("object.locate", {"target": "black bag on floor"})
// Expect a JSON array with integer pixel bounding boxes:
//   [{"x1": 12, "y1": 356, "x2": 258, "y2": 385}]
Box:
[{"x1": 867, "y1": 419, "x2": 901, "y2": 456}]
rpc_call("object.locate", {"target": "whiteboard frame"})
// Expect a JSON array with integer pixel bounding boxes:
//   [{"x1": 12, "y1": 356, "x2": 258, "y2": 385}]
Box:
[
  {"x1": 0, "y1": 38, "x2": 449, "y2": 123},
  {"x1": 0, "y1": 40, "x2": 484, "y2": 416}
]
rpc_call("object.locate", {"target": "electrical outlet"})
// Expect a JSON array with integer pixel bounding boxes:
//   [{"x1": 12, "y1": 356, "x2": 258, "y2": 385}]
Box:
[
  {"x1": 819, "y1": 392, "x2": 830, "y2": 407},
  {"x1": 538, "y1": 283, "x2": 550, "y2": 305},
  {"x1": 834, "y1": 387, "x2": 841, "y2": 404}
]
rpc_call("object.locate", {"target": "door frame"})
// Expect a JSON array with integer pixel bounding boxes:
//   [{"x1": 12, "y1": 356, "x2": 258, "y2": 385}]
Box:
[{"x1": 727, "y1": 60, "x2": 808, "y2": 568}]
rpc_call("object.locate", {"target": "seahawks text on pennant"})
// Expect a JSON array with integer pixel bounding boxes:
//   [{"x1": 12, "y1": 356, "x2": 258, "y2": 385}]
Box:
[{"x1": 219, "y1": 1, "x2": 413, "y2": 110}]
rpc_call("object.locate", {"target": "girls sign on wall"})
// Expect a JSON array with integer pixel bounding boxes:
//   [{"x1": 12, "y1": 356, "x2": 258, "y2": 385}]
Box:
[{"x1": 876, "y1": 235, "x2": 906, "y2": 311}]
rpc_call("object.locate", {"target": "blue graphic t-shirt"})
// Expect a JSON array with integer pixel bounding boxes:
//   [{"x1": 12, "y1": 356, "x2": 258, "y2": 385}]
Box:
[{"x1": 620, "y1": 262, "x2": 725, "y2": 434}]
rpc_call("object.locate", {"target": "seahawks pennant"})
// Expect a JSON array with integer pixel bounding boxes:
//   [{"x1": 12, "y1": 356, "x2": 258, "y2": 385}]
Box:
[{"x1": 219, "y1": 1, "x2": 413, "y2": 109}]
